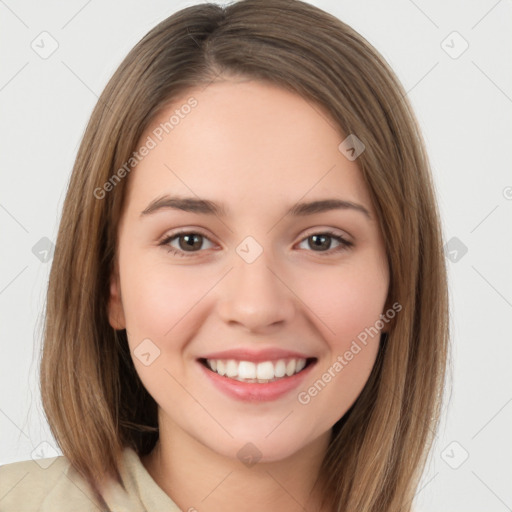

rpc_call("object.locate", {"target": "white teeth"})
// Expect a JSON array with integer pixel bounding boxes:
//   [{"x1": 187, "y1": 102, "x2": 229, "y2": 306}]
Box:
[
  {"x1": 238, "y1": 361, "x2": 256, "y2": 379},
  {"x1": 274, "y1": 360, "x2": 286, "y2": 378},
  {"x1": 216, "y1": 360, "x2": 226, "y2": 376},
  {"x1": 204, "y1": 357, "x2": 309, "y2": 382},
  {"x1": 296, "y1": 359, "x2": 306, "y2": 372},
  {"x1": 226, "y1": 359, "x2": 238, "y2": 378},
  {"x1": 285, "y1": 359, "x2": 296, "y2": 376},
  {"x1": 256, "y1": 361, "x2": 274, "y2": 380}
]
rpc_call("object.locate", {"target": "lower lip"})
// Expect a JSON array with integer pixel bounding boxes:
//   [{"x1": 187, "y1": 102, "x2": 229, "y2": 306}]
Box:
[{"x1": 197, "y1": 360, "x2": 316, "y2": 402}]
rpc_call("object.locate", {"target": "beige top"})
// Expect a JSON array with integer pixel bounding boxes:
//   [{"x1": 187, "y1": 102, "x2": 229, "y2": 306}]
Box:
[{"x1": 0, "y1": 447, "x2": 182, "y2": 511}]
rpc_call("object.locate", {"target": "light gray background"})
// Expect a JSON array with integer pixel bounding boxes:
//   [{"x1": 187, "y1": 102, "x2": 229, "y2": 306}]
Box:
[{"x1": 1, "y1": 1, "x2": 511, "y2": 510}]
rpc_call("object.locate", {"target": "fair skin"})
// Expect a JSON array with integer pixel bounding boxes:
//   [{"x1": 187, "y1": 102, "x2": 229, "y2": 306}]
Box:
[{"x1": 108, "y1": 77, "x2": 389, "y2": 512}]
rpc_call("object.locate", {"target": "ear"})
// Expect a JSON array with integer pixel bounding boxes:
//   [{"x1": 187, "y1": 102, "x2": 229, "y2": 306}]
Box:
[{"x1": 107, "y1": 267, "x2": 126, "y2": 330}]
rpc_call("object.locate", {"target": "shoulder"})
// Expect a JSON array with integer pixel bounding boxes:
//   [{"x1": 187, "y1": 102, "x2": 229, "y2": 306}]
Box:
[{"x1": 0, "y1": 455, "x2": 104, "y2": 511}]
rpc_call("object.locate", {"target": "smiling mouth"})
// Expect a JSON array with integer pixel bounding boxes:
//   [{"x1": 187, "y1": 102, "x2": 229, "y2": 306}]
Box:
[{"x1": 198, "y1": 357, "x2": 317, "y2": 383}]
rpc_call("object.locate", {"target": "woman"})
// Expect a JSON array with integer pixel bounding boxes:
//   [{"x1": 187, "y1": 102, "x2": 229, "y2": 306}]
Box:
[{"x1": 0, "y1": 1, "x2": 449, "y2": 510}]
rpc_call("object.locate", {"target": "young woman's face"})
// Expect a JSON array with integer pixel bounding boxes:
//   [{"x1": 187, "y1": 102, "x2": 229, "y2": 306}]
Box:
[{"x1": 108, "y1": 78, "x2": 389, "y2": 462}]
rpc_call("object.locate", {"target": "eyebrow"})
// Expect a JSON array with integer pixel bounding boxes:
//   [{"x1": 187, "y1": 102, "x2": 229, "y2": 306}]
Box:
[{"x1": 140, "y1": 195, "x2": 371, "y2": 219}]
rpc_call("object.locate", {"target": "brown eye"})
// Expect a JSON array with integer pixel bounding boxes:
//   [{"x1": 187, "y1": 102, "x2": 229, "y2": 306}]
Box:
[
  {"x1": 177, "y1": 233, "x2": 203, "y2": 251},
  {"x1": 298, "y1": 231, "x2": 353, "y2": 255},
  {"x1": 159, "y1": 231, "x2": 215, "y2": 257},
  {"x1": 308, "y1": 234, "x2": 332, "y2": 251}
]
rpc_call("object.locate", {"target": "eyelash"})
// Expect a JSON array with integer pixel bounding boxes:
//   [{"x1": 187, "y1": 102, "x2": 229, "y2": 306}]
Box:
[{"x1": 158, "y1": 229, "x2": 353, "y2": 258}]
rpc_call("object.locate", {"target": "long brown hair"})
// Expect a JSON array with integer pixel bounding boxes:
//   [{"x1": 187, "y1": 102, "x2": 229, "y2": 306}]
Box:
[{"x1": 40, "y1": 1, "x2": 449, "y2": 510}]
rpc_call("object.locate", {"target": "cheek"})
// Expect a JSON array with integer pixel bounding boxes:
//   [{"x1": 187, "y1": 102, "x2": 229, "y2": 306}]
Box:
[
  {"x1": 118, "y1": 256, "x2": 211, "y2": 400},
  {"x1": 303, "y1": 256, "x2": 388, "y2": 347},
  {"x1": 296, "y1": 255, "x2": 387, "y2": 419},
  {"x1": 120, "y1": 255, "x2": 211, "y2": 340}
]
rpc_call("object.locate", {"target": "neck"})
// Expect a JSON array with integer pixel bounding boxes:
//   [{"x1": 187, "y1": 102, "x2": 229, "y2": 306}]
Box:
[{"x1": 141, "y1": 421, "x2": 332, "y2": 512}]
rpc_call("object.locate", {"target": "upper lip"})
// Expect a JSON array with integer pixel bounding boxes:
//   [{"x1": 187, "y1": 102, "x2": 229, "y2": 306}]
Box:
[{"x1": 199, "y1": 348, "x2": 315, "y2": 363}]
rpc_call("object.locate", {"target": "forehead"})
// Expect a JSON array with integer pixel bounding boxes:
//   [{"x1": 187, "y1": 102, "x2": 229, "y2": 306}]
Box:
[{"x1": 124, "y1": 79, "x2": 372, "y2": 216}]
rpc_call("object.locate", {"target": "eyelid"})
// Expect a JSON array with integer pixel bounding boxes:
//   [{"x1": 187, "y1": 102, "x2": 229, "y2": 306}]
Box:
[
  {"x1": 158, "y1": 228, "x2": 217, "y2": 252},
  {"x1": 159, "y1": 227, "x2": 212, "y2": 242},
  {"x1": 300, "y1": 226, "x2": 352, "y2": 242}
]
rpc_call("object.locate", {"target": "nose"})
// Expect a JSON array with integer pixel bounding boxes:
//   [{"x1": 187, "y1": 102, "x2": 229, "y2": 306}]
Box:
[{"x1": 217, "y1": 250, "x2": 296, "y2": 333}]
